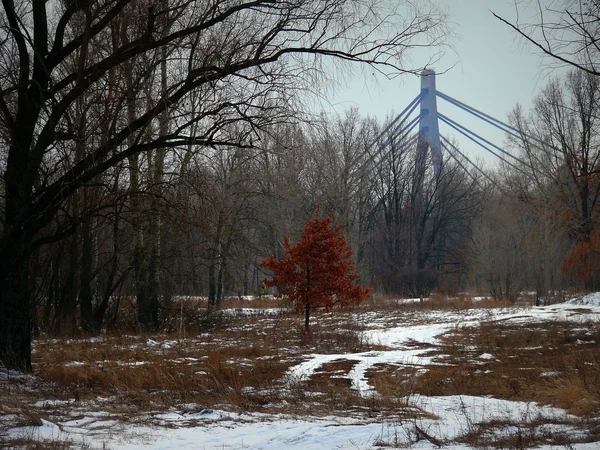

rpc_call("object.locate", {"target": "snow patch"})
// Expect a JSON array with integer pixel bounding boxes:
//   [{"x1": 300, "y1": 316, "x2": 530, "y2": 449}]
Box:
[{"x1": 567, "y1": 292, "x2": 600, "y2": 306}]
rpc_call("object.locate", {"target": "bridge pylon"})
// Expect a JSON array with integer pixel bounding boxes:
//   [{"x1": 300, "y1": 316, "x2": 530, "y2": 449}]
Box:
[{"x1": 418, "y1": 69, "x2": 442, "y2": 176}]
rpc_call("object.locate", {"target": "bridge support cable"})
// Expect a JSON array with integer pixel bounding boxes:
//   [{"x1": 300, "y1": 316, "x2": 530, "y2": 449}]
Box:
[
  {"x1": 388, "y1": 116, "x2": 420, "y2": 145},
  {"x1": 374, "y1": 118, "x2": 420, "y2": 165},
  {"x1": 361, "y1": 94, "x2": 423, "y2": 180},
  {"x1": 437, "y1": 91, "x2": 526, "y2": 141},
  {"x1": 437, "y1": 113, "x2": 526, "y2": 165},
  {"x1": 403, "y1": 133, "x2": 420, "y2": 151},
  {"x1": 370, "y1": 126, "x2": 421, "y2": 181},
  {"x1": 437, "y1": 91, "x2": 561, "y2": 158},
  {"x1": 440, "y1": 135, "x2": 498, "y2": 187},
  {"x1": 438, "y1": 114, "x2": 529, "y2": 176},
  {"x1": 360, "y1": 125, "x2": 423, "y2": 192},
  {"x1": 382, "y1": 131, "x2": 421, "y2": 158},
  {"x1": 381, "y1": 93, "x2": 423, "y2": 139},
  {"x1": 440, "y1": 141, "x2": 482, "y2": 187},
  {"x1": 368, "y1": 93, "x2": 423, "y2": 152},
  {"x1": 382, "y1": 99, "x2": 423, "y2": 146}
]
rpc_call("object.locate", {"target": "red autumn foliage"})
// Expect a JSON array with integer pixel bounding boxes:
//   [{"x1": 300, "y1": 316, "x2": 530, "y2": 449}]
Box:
[
  {"x1": 262, "y1": 213, "x2": 372, "y2": 329},
  {"x1": 560, "y1": 230, "x2": 600, "y2": 289}
]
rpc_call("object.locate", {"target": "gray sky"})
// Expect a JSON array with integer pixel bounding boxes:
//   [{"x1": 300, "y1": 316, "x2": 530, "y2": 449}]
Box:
[{"x1": 323, "y1": 0, "x2": 567, "y2": 168}]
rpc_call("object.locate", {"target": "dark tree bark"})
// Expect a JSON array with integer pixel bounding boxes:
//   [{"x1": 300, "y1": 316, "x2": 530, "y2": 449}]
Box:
[
  {"x1": 0, "y1": 233, "x2": 32, "y2": 371},
  {"x1": 79, "y1": 218, "x2": 95, "y2": 332}
]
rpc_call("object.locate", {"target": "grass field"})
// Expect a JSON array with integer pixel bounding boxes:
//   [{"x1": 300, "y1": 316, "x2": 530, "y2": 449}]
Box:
[{"x1": 1, "y1": 294, "x2": 600, "y2": 448}]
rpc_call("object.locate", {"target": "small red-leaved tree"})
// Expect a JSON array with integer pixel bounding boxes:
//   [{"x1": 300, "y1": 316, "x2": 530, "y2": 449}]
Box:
[{"x1": 262, "y1": 213, "x2": 372, "y2": 330}]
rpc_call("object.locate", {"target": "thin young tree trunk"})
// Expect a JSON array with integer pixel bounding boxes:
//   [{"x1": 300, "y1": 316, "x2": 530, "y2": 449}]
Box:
[
  {"x1": 216, "y1": 258, "x2": 224, "y2": 310},
  {"x1": 145, "y1": 38, "x2": 169, "y2": 328},
  {"x1": 127, "y1": 135, "x2": 150, "y2": 329},
  {"x1": 208, "y1": 254, "x2": 217, "y2": 312},
  {"x1": 304, "y1": 266, "x2": 311, "y2": 330},
  {"x1": 79, "y1": 215, "x2": 95, "y2": 331},
  {"x1": 208, "y1": 216, "x2": 224, "y2": 311},
  {"x1": 140, "y1": 13, "x2": 171, "y2": 329},
  {"x1": 123, "y1": 50, "x2": 155, "y2": 331},
  {"x1": 54, "y1": 237, "x2": 78, "y2": 334}
]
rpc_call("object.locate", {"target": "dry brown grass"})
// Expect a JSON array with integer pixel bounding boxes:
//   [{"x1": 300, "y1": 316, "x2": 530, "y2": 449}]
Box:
[
  {"x1": 3, "y1": 298, "x2": 600, "y2": 448},
  {"x1": 364, "y1": 317, "x2": 600, "y2": 447},
  {"x1": 424, "y1": 293, "x2": 514, "y2": 310},
  {"x1": 0, "y1": 438, "x2": 78, "y2": 449},
  {"x1": 357, "y1": 293, "x2": 406, "y2": 311},
  {"x1": 406, "y1": 320, "x2": 600, "y2": 416},
  {"x1": 533, "y1": 353, "x2": 600, "y2": 416},
  {"x1": 25, "y1": 309, "x2": 383, "y2": 417},
  {"x1": 368, "y1": 364, "x2": 421, "y2": 399},
  {"x1": 33, "y1": 336, "x2": 290, "y2": 413},
  {"x1": 456, "y1": 418, "x2": 592, "y2": 449},
  {"x1": 27, "y1": 309, "x2": 600, "y2": 420},
  {"x1": 356, "y1": 292, "x2": 514, "y2": 313}
]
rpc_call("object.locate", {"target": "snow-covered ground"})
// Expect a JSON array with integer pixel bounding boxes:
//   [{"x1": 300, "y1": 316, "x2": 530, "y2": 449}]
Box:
[
  {"x1": 9, "y1": 400, "x2": 587, "y2": 450},
  {"x1": 567, "y1": 291, "x2": 600, "y2": 307},
  {"x1": 5, "y1": 296, "x2": 600, "y2": 449}
]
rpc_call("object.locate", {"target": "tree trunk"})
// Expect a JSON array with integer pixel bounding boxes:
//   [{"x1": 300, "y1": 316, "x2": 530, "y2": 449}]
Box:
[
  {"x1": 304, "y1": 300, "x2": 310, "y2": 331},
  {"x1": 79, "y1": 218, "x2": 94, "y2": 332},
  {"x1": 208, "y1": 216, "x2": 224, "y2": 312},
  {"x1": 0, "y1": 236, "x2": 32, "y2": 371},
  {"x1": 134, "y1": 245, "x2": 159, "y2": 331},
  {"x1": 140, "y1": 37, "x2": 168, "y2": 329},
  {"x1": 93, "y1": 214, "x2": 123, "y2": 331},
  {"x1": 243, "y1": 263, "x2": 249, "y2": 296},
  {"x1": 54, "y1": 238, "x2": 78, "y2": 334},
  {"x1": 216, "y1": 260, "x2": 224, "y2": 310},
  {"x1": 304, "y1": 266, "x2": 311, "y2": 330},
  {"x1": 208, "y1": 259, "x2": 217, "y2": 312}
]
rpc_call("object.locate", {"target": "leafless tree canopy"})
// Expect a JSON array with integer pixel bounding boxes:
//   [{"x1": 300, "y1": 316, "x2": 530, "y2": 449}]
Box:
[
  {"x1": 494, "y1": 0, "x2": 600, "y2": 75},
  {"x1": 0, "y1": 0, "x2": 448, "y2": 241}
]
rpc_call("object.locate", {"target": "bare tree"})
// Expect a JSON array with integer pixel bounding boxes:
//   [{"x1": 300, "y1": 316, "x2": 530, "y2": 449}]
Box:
[
  {"x1": 257, "y1": 124, "x2": 314, "y2": 256},
  {"x1": 303, "y1": 109, "x2": 374, "y2": 252},
  {"x1": 494, "y1": 0, "x2": 600, "y2": 75},
  {"x1": 509, "y1": 70, "x2": 600, "y2": 290},
  {"x1": 0, "y1": 0, "x2": 450, "y2": 370},
  {"x1": 472, "y1": 186, "x2": 530, "y2": 303},
  {"x1": 365, "y1": 127, "x2": 480, "y2": 297},
  {"x1": 472, "y1": 169, "x2": 570, "y2": 305}
]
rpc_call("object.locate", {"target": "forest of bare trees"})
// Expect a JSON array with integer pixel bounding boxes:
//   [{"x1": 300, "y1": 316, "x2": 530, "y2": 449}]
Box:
[
  {"x1": 2, "y1": 0, "x2": 600, "y2": 374},
  {"x1": 0, "y1": 0, "x2": 450, "y2": 370}
]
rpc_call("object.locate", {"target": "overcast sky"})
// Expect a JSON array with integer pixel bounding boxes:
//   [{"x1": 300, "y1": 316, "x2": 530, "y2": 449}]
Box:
[{"x1": 321, "y1": 0, "x2": 568, "y2": 168}]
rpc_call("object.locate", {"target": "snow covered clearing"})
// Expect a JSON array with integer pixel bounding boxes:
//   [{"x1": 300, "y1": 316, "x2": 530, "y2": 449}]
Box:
[
  {"x1": 6, "y1": 402, "x2": 587, "y2": 450},
  {"x1": 2, "y1": 296, "x2": 600, "y2": 449}
]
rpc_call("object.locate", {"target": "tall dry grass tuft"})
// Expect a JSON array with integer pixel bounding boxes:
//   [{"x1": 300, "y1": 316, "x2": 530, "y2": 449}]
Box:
[
  {"x1": 426, "y1": 293, "x2": 513, "y2": 310},
  {"x1": 533, "y1": 353, "x2": 600, "y2": 416}
]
